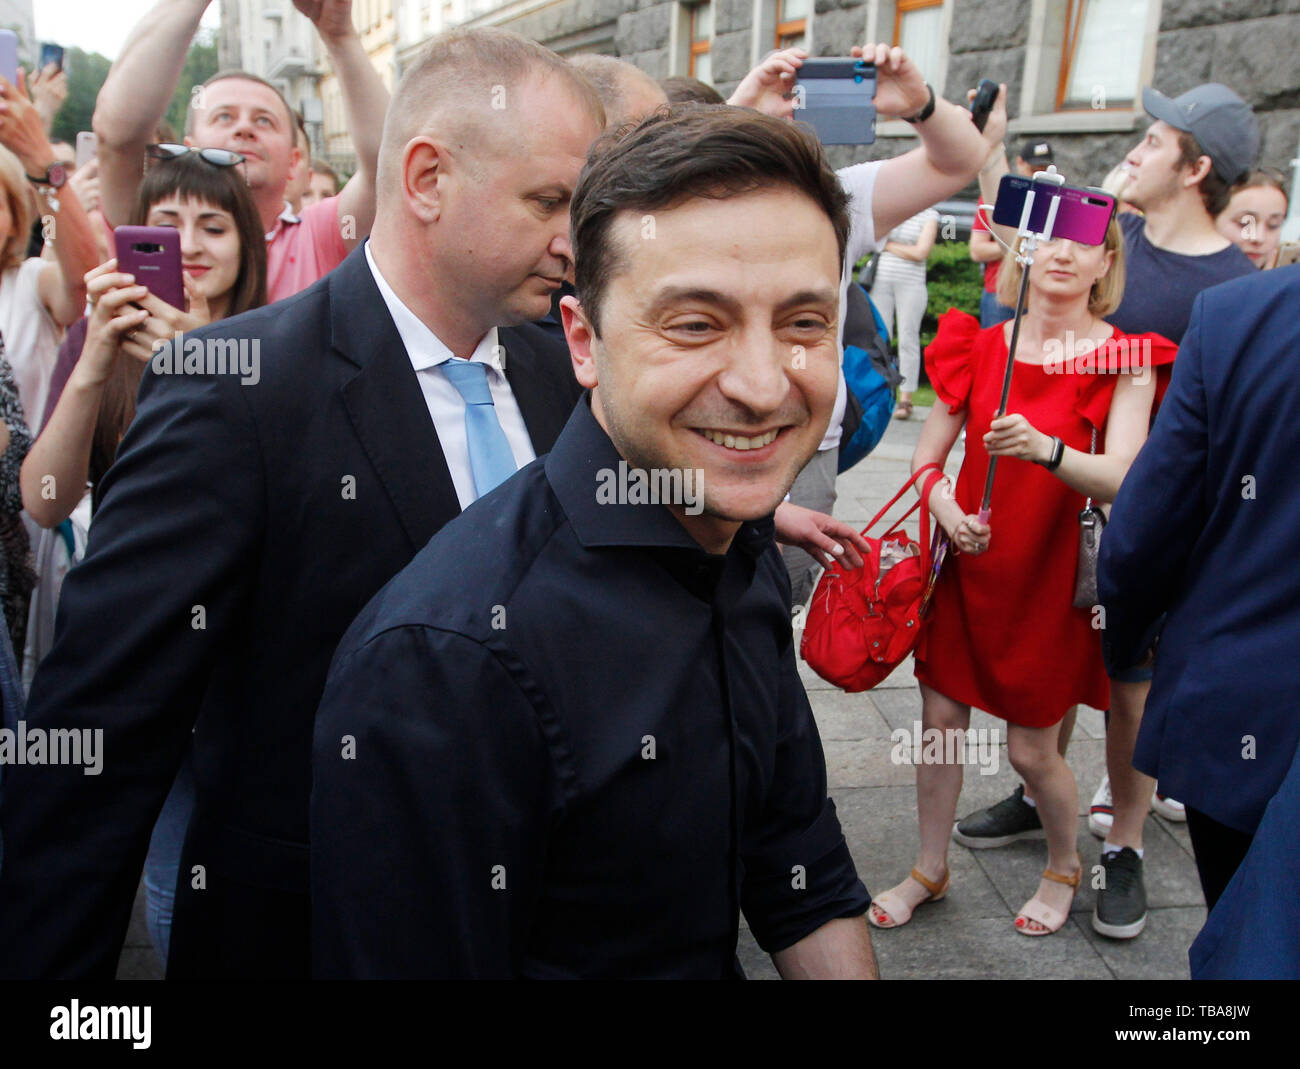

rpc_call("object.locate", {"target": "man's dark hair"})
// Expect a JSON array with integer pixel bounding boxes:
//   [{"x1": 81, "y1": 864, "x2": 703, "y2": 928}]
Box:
[
  {"x1": 1176, "y1": 129, "x2": 1234, "y2": 217},
  {"x1": 571, "y1": 105, "x2": 851, "y2": 336},
  {"x1": 660, "y1": 76, "x2": 725, "y2": 106}
]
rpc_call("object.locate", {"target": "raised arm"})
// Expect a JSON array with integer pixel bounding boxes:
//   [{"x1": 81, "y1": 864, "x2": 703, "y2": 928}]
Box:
[
  {"x1": 93, "y1": 0, "x2": 212, "y2": 227},
  {"x1": 865, "y1": 42, "x2": 1006, "y2": 240},
  {"x1": 295, "y1": 0, "x2": 390, "y2": 249},
  {"x1": 0, "y1": 73, "x2": 97, "y2": 325}
]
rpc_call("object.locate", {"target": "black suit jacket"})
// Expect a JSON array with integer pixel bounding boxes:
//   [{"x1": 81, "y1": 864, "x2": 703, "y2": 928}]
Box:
[{"x1": 0, "y1": 246, "x2": 582, "y2": 978}]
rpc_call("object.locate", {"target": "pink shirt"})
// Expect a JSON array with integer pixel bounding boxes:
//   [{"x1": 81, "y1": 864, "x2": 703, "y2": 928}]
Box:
[{"x1": 265, "y1": 194, "x2": 349, "y2": 303}]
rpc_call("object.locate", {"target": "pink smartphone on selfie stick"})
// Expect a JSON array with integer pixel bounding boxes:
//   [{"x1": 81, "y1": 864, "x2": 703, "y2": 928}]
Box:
[{"x1": 976, "y1": 169, "x2": 1114, "y2": 526}]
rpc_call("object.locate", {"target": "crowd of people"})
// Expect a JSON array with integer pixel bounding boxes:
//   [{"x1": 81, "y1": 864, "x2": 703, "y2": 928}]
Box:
[{"x1": 0, "y1": 0, "x2": 1294, "y2": 980}]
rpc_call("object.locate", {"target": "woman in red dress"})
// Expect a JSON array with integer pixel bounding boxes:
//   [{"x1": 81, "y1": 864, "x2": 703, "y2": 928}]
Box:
[{"x1": 867, "y1": 218, "x2": 1176, "y2": 935}]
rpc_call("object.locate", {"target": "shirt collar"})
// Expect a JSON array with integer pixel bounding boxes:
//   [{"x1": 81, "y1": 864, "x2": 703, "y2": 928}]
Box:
[
  {"x1": 279, "y1": 201, "x2": 300, "y2": 225},
  {"x1": 545, "y1": 395, "x2": 775, "y2": 560},
  {"x1": 364, "y1": 240, "x2": 502, "y2": 375}
]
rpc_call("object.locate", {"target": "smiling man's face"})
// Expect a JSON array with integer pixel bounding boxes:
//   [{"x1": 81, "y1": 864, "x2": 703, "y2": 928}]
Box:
[{"x1": 563, "y1": 184, "x2": 842, "y2": 551}]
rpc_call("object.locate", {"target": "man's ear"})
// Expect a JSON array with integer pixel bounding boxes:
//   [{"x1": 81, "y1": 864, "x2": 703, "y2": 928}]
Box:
[
  {"x1": 1183, "y1": 154, "x2": 1213, "y2": 189},
  {"x1": 561, "y1": 294, "x2": 600, "y2": 390},
  {"x1": 403, "y1": 137, "x2": 443, "y2": 223}
]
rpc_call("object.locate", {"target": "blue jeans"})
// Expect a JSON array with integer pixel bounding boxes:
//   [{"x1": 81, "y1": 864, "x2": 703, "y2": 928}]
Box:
[
  {"x1": 143, "y1": 746, "x2": 196, "y2": 969},
  {"x1": 980, "y1": 290, "x2": 1014, "y2": 328}
]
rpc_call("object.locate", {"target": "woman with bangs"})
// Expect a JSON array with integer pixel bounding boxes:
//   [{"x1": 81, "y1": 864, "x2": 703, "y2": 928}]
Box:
[
  {"x1": 866, "y1": 215, "x2": 1179, "y2": 937},
  {"x1": 21, "y1": 147, "x2": 266, "y2": 972}
]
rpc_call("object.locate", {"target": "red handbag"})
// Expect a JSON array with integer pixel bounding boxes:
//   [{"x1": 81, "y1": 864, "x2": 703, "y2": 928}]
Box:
[{"x1": 800, "y1": 463, "x2": 949, "y2": 692}]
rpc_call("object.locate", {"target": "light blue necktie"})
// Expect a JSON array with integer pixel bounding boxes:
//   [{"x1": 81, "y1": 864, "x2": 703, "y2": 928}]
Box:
[{"x1": 441, "y1": 359, "x2": 518, "y2": 499}]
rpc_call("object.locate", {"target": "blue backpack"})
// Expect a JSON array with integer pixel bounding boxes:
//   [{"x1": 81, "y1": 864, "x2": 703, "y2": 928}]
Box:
[{"x1": 838, "y1": 281, "x2": 901, "y2": 473}]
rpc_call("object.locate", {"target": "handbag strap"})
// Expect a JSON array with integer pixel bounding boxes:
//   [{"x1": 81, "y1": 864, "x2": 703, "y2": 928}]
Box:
[
  {"x1": 862, "y1": 462, "x2": 948, "y2": 573},
  {"x1": 1084, "y1": 427, "x2": 1097, "y2": 509}
]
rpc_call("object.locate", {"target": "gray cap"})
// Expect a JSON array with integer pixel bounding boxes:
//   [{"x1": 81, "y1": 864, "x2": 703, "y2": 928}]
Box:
[{"x1": 1141, "y1": 83, "x2": 1259, "y2": 184}]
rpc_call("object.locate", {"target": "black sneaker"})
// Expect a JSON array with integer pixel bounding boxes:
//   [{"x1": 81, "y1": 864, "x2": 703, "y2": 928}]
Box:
[
  {"x1": 1092, "y1": 847, "x2": 1147, "y2": 939},
  {"x1": 951, "y1": 784, "x2": 1046, "y2": 848}
]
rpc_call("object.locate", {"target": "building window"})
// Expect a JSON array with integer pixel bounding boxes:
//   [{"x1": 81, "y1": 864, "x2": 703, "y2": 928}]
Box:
[
  {"x1": 894, "y1": 0, "x2": 944, "y2": 88},
  {"x1": 689, "y1": 3, "x2": 712, "y2": 84},
  {"x1": 1057, "y1": 0, "x2": 1150, "y2": 110},
  {"x1": 775, "y1": 0, "x2": 808, "y2": 50}
]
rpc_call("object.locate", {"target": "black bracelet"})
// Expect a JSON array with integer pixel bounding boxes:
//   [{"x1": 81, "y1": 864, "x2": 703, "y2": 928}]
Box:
[
  {"x1": 1038, "y1": 436, "x2": 1064, "y2": 471},
  {"x1": 903, "y1": 84, "x2": 936, "y2": 124}
]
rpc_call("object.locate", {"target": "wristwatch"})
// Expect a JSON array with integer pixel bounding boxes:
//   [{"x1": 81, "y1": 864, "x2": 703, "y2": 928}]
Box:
[
  {"x1": 27, "y1": 161, "x2": 69, "y2": 190},
  {"x1": 903, "y1": 84, "x2": 936, "y2": 125}
]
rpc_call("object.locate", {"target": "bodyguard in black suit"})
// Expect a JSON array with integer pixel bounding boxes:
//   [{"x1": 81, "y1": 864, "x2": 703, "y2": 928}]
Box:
[{"x1": 0, "y1": 29, "x2": 604, "y2": 978}]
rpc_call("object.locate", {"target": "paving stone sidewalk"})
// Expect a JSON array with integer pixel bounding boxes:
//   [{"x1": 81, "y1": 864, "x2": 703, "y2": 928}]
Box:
[
  {"x1": 736, "y1": 408, "x2": 1204, "y2": 980},
  {"x1": 116, "y1": 409, "x2": 1204, "y2": 980}
]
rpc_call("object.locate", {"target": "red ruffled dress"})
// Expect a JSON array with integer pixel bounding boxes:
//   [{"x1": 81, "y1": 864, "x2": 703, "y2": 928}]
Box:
[{"x1": 914, "y1": 310, "x2": 1177, "y2": 727}]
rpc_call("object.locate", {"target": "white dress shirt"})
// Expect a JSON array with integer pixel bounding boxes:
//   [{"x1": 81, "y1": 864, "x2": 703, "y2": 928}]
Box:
[{"x1": 365, "y1": 241, "x2": 537, "y2": 510}]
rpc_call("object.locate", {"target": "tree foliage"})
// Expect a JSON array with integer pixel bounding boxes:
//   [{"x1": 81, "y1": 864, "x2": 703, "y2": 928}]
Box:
[{"x1": 49, "y1": 30, "x2": 218, "y2": 145}]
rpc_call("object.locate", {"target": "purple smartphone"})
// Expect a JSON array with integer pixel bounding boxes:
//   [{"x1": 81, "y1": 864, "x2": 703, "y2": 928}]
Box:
[
  {"x1": 114, "y1": 226, "x2": 184, "y2": 310},
  {"x1": 992, "y1": 175, "x2": 1116, "y2": 245}
]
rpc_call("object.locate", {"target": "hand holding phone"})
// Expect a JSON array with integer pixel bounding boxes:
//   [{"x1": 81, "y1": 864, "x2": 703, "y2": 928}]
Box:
[
  {"x1": 114, "y1": 226, "x2": 184, "y2": 311},
  {"x1": 969, "y1": 79, "x2": 999, "y2": 132},
  {"x1": 76, "y1": 131, "x2": 97, "y2": 170},
  {"x1": 39, "y1": 43, "x2": 64, "y2": 74},
  {"x1": 793, "y1": 58, "x2": 877, "y2": 146},
  {"x1": 0, "y1": 30, "x2": 18, "y2": 87}
]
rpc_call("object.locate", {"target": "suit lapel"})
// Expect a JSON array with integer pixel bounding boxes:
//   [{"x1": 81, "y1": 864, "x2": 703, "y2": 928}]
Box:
[
  {"x1": 500, "y1": 326, "x2": 578, "y2": 456},
  {"x1": 331, "y1": 250, "x2": 460, "y2": 552}
]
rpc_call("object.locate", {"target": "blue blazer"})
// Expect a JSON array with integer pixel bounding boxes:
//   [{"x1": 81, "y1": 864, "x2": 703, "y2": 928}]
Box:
[
  {"x1": 1190, "y1": 734, "x2": 1300, "y2": 978},
  {"x1": 0, "y1": 246, "x2": 583, "y2": 977},
  {"x1": 1098, "y1": 267, "x2": 1300, "y2": 835}
]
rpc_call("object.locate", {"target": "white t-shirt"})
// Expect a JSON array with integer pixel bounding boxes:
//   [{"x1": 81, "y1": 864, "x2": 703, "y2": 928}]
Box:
[
  {"x1": 875, "y1": 207, "x2": 940, "y2": 285},
  {"x1": 818, "y1": 159, "x2": 883, "y2": 452},
  {"x1": 0, "y1": 259, "x2": 61, "y2": 433}
]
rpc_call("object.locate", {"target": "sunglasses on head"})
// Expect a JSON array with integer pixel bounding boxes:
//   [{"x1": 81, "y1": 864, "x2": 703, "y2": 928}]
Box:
[{"x1": 147, "y1": 144, "x2": 246, "y2": 167}]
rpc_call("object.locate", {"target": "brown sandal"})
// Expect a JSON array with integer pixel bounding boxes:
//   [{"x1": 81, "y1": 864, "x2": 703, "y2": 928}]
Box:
[
  {"x1": 1014, "y1": 867, "x2": 1081, "y2": 936},
  {"x1": 868, "y1": 867, "x2": 949, "y2": 929},
  {"x1": 893, "y1": 399, "x2": 914, "y2": 420}
]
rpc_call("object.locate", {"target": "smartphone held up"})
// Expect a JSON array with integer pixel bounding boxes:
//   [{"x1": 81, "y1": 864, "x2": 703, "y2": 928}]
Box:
[
  {"x1": 114, "y1": 227, "x2": 185, "y2": 312},
  {"x1": 793, "y1": 58, "x2": 877, "y2": 145},
  {"x1": 992, "y1": 174, "x2": 1116, "y2": 246}
]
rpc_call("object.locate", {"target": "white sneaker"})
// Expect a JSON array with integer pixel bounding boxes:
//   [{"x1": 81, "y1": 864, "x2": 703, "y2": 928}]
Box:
[
  {"x1": 1151, "y1": 790, "x2": 1187, "y2": 822},
  {"x1": 1089, "y1": 773, "x2": 1113, "y2": 839}
]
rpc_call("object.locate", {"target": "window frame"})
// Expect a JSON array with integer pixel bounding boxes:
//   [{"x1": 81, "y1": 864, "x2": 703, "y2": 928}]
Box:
[
  {"x1": 1055, "y1": 0, "x2": 1149, "y2": 112},
  {"x1": 689, "y1": 2, "x2": 712, "y2": 79},
  {"x1": 774, "y1": 0, "x2": 807, "y2": 51}
]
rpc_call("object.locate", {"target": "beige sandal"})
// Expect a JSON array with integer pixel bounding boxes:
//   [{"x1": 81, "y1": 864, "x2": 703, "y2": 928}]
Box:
[
  {"x1": 868, "y1": 867, "x2": 949, "y2": 929},
  {"x1": 1014, "y1": 867, "x2": 1081, "y2": 936}
]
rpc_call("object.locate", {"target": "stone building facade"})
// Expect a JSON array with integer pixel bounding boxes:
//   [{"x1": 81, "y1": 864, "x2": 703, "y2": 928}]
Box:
[
  {"x1": 405, "y1": 0, "x2": 1299, "y2": 191},
  {"x1": 223, "y1": 0, "x2": 1300, "y2": 200}
]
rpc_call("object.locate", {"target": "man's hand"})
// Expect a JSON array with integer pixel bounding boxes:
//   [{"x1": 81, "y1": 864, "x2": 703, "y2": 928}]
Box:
[
  {"x1": 727, "y1": 47, "x2": 806, "y2": 119},
  {"x1": 293, "y1": 0, "x2": 358, "y2": 42},
  {"x1": 851, "y1": 43, "x2": 929, "y2": 120},
  {"x1": 774, "y1": 501, "x2": 869, "y2": 571},
  {"x1": 29, "y1": 63, "x2": 68, "y2": 133}
]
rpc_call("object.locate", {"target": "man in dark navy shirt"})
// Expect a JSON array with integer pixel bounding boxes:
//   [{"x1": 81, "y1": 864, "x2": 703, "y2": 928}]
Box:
[
  {"x1": 311, "y1": 106, "x2": 876, "y2": 978},
  {"x1": 1108, "y1": 83, "x2": 1258, "y2": 344}
]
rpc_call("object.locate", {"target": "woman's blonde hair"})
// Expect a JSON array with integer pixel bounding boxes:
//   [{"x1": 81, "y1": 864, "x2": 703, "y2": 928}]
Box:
[
  {"x1": 995, "y1": 214, "x2": 1126, "y2": 318},
  {"x1": 0, "y1": 147, "x2": 35, "y2": 272}
]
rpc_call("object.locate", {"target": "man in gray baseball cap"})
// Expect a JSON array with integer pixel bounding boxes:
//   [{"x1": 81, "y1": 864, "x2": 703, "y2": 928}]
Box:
[{"x1": 1140, "y1": 82, "x2": 1259, "y2": 185}]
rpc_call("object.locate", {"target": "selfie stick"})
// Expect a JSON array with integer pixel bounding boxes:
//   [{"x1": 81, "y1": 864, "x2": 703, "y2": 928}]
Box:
[{"x1": 977, "y1": 166, "x2": 1067, "y2": 525}]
